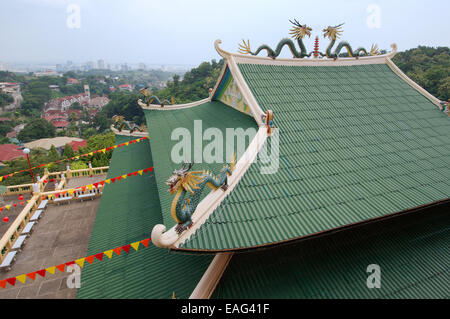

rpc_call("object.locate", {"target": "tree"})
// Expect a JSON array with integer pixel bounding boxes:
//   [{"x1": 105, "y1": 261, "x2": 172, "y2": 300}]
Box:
[
  {"x1": 63, "y1": 144, "x2": 75, "y2": 158},
  {"x1": 18, "y1": 119, "x2": 56, "y2": 142}
]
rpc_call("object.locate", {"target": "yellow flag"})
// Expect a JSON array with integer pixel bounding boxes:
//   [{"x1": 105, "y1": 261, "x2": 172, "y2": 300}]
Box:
[
  {"x1": 5, "y1": 205, "x2": 11, "y2": 210},
  {"x1": 138, "y1": 170, "x2": 143, "y2": 175},
  {"x1": 87, "y1": 184, "x2": 93, "y2": 190},
  {"x1": 75, "y1": 258, "x2": 85, "y2": 268},
  {"x1": 75, "y1": 156, "x2": 80, "y2": 160},
  {"x1": 16, "y1": 275, "x2": 27, "y2": 284},
  {"x1": 113, "y1": 145, "x2": 118, "y2": 149},
  {"x1": 68, "y1": 189, "x2": 74, "y2": 195},
  {"x1": 46, "y1": 267, "x2": 56, "y2": 274},
  {"x1": 104, "y1": 250, "x2": 113, "y2": 259},
  {"x1": 101, "y1": 148, "x2": 106, "y2": 154},
  {"x1": 131, "y1": 242, "x2": 140, "y2": 251},
  {"x1": 88, "y1": 152, "x2": 93, "y2": 156},
  {"x1": 0, "y1": 177, "x2": 3, "y2": 182},
  {"x1": 105, "y1": 179, "x2": 111, "y2": 184},
  {"x1": 125, "y1": 142, "x2": 129, "y2": 146},
  {"x1": 122, "y1": 175, "x2": 127, "y2": 179}
]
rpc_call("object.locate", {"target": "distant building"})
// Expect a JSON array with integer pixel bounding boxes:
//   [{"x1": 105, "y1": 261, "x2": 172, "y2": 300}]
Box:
[
  {"x1": 98, "y1": 59, "x2": 105, "y2": 70},
  {"x1": 118, "y1": 84, "x2": 133, "y2": 92},
  {"x1": 44, "y1": 92, "x2": 90, "y2": 112},
  {"x1": 67, "y1": 139, "x2": 87, "y2": 152},
  {"x1": 49, "y1": 85, "x2": 60, "y2": 91},
  {"x1": 67, "y1": 78, "x2": 79, "y2": 85},
  {"x1": 138, "y1": 63, "x2": 146, "y2": 70},
  {"x1": 24, "y1": 137, "x2": 84, "y2": 151},
  {"x1": 0, "y1": 144, "x2": 23, "y2": 164},
  {"x1": 89, "y1": 95, "x2": 110, "y2": 109}
]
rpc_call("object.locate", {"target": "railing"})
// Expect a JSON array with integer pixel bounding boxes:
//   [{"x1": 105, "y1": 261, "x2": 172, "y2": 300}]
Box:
[
  {"x1": 0, "y1": 166, "x2": 109, "y2": 263},
  {"x1": 0, "y1": 195, "x2": 39, "y2": 262},
  {"x1": 4, "y1": 184, "x2": 34, "y2": 196}
]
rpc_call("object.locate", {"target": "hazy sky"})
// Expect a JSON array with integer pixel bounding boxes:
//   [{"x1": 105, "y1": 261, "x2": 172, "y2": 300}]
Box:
[{"x1": 1, "y1": 0, "x2": 449, "y2": 66}]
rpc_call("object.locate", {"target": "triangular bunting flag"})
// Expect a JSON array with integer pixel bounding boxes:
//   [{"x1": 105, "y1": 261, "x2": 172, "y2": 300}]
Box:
[
  {"x1": 122, "y1": 175, "x2": 127, "y2": 179},
  {"x1": 94, "y1": 253, "x2": 104, "y2": 261},
  {"x1": 5, "y1": 205, "x2": 11, "y2": 210},
  {"x1": 26, "y1": 272, "x2": 37, "y2": 280},
  {"x1": 85, "y1": 256, "x2": 94, "y2": 264},
  {"x1": 56, "y1": 264, "x2": 66, "y2": 272},
  {"x1": 36, "y1": 269, "x2": 46, "y2": 278},
  {"x1": 116, "y1": 176, "x2": 122, "y2": 181},
  {"x1": 105, "y1": 179, "x2": 111, "y2": 184},
  {"x1": 122, "y1": 244, "x2": 131, "y2": 254},
  {"x1": 141, "y1": 238, "x2": 150, "y2": 248},
  {"x1": 16, "y1": 275, "x2": 27, "y2": 284},
  {"x1": 111, "y1": 178, "x2": 116, "y2": 183},
  {"x1": 0, "y1": 280, "x2": 6, "y2": 289},
  {"x1": 113, "y1": 247, "x2": 122, "y2": 256},
  {"x1": 46, "y1": 267, "x2": 56, "y2": 275},
  {"x1": 138, "y1": 170, "x2": 143, "y2": 175},
  {"x1": 104, "y1": 250, "x2": 113, "y2": 259},
  {"x1": 75, "y1": 258, "x2": 85, "y2": 268},
  {"x1": 87, "y1": 184, "x2": 93, "y2": 191},
  {"x1": 131, "y1": 242, "x2": 140, "y2": 251},
  {"x1": 6, "y1": 277, "x2": 16, "y2": 287}
]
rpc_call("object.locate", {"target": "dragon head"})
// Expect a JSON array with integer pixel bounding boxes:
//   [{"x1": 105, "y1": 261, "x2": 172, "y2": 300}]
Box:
[
  {"x1": 166, "y1": 163, "x2": 203, "y2": 195},
  {"x1": 289, "y1": 19, "x2": 312, "y2": 39},
  {"x1": 139, "y1": 87, "x2": 151, "y2": 96},
  {"x1": 323, "y1": 23, "x2": 344, "y2": 40}
]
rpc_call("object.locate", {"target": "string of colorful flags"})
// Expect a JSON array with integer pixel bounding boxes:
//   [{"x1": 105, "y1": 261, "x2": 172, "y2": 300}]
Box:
[
  {"x1": 40, "y1": 166, "x2": 154, "y2": 201},
  {"x1": 0, "y1": 166, "x2": 154, "y2": 221},
  {"x1": 0, "y1": 136, "x2": 149, "y2": 183},
  {"x1": 0, "y1": 238, "x2": 152, "y2": 288}
]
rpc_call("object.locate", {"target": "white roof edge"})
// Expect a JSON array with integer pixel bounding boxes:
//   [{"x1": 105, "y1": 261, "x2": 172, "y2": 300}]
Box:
[
  {"x1": 110, "y1": 125, "x2": 148, "y2": 137},
  {"x1": 384, "y1": 57, "x2": 443, "y2": 110},
  {"x1": 215, "y1": 39, "x2": 398, "y2": 66},
  {"x1": 138, "y1": 97, "x2": 212, "y2": 111},
  {"x1": 151, "y1": 127, "x2": 268, "y2": 249}
]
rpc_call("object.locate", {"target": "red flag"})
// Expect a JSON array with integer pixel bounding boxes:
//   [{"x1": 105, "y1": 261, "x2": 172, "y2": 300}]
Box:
[
  {"x1": 65, "y1": 261, "x2": 75, "y2": 266},
  {"x1": 6, "y1": 277, "x2": 16, "y2": 287},
  {"x1": 0, "y1": 207, "x2": 3, "y2": 212},
  {"x1": 132, "y1": 171, "x2": 138, "y2": 176},
  {"x1": 122, "y1": 244, "x2": 131, "y2": 254},
  {"x1": 36, "y1": 269, "x2": 46, "y2": 278},
  {"x1": 149, "y1": 167, "x2": 154, "y2": 172},
  {"x1": 13, "y1": 203, "x2": 17, "y2": 207},
  {"x1": 85, "y1": 256, "x2": 94, "y2": 264},
  {"x1": 113, "y1": 247, "x2": 122, "y2": 256},
  {"x1": 81, "y1": 186, "x2": 86, "y2": 192},
  {"x1": 99, "y1": 181, "x2": 105, "y2": 186},
  {"x1": 116, "y1": 176, "x2": 122, "y2": 181},
  {"x1": 127, "y1": 173, "x2": 132, "y2": 177},
  {"x1": 0, "y1": 280, "x2": 6, "y2": 289},
  {"x1": 56, "y1": 264, "x2": 66, "y2": 272},
  {"x1": 93, "y1": 183, "x2": 99, "y2": 188},
  {"x1": 141, "y1": 238, "x2": 150, "y2": 248},
  {"x1": 94, "y1": 253, "x2": 104, "y2": 261},
  {"x1": 111, "y1": 178, "x2": 116, "y2": 183}
]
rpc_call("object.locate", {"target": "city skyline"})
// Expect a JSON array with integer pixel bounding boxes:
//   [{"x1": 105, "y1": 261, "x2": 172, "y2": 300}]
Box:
[{"x1": 0, "y1": 0, "x2": 449, "y2": 67}]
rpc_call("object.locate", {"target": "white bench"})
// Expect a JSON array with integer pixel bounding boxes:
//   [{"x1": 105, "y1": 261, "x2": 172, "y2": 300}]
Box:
[
  {"x1": 11, "y1": 235, "x2": 27, "y2": 251},
  {"x1": 21, "y1": 222, "x2": 35, "y2": 236},
  {"x1": 54, "y1": 196, "x2": 73, "y2": 205},
  {"x1": 37, "y1": 200, "x2": 48, "y2": 210},
  {"x1": 0, "y1": 251, "x2": 17, "y2": 272},
  {"x1": 30, "y1": 209, "x2": 43, "y2": 222},
  {"x1": 78, "y1": 193, "x2": 96, "y2": 201}
]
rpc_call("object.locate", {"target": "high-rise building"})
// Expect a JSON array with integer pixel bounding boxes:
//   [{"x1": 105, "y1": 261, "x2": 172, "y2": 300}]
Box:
[{"x1": 98, "y1": 59, "x2": 105, "y2": 70}]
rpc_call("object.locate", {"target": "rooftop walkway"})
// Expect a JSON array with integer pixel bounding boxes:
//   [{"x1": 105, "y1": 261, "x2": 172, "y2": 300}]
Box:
[{"x1": 0, "y1": 199, "x2": 100, "y2": 299}]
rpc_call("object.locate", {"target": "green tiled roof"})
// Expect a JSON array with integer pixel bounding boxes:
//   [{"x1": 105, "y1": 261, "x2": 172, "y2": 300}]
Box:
[
  {"x1": 143, "y1": 101, "x2": 257, "y2": 228},
  {"x1": 181, "y1": 63, "x2": 450, "y2": 251},
  {"x1": 212, "y1": 204, "x2": 450, "y2": 298},
  {"x1": 77, "y1": 135, "x2": 213, "y2": 298}
]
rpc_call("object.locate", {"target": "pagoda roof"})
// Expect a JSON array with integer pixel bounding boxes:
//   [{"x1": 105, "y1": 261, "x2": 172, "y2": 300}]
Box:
[
  {"x1": 212, "y1": 202, "x2": 450, "y2": 298},
  {"x1": 157, "y1": 41, "x2": 450, "y2": 252}
]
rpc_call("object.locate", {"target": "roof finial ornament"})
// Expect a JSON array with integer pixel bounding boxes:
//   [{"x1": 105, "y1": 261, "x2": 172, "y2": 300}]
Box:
[
  {"x1": 322, "y1": 23, "x2": 379, "y2": 59},
  {"x1": 238, "y1": 19, "x2": 312, "y2": 59}
]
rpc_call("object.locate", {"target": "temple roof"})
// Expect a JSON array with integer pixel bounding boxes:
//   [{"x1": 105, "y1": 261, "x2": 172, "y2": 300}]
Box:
[
  {"x1": 212, "y1": 202, "x2": 450, "y2": 298},
  {"x1": 143, "y1": 100, "x2": 257, "y2": 229},
  {"x1": 77, "y1": 135, "x2": 212, "y2": 298},
  {"x1": 178, "y1": 60, "x2": 450, "y2": 251}
]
